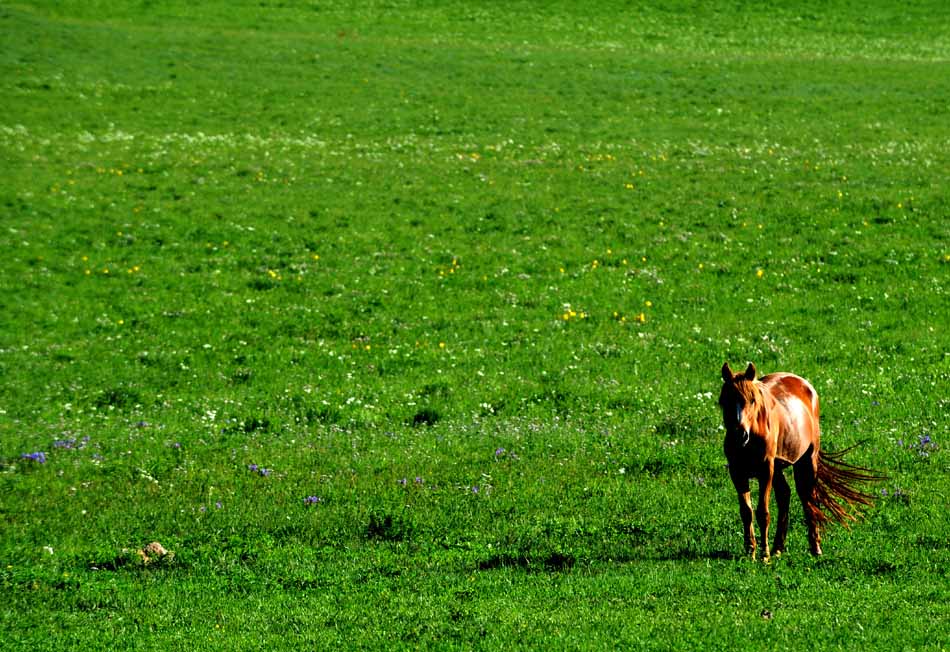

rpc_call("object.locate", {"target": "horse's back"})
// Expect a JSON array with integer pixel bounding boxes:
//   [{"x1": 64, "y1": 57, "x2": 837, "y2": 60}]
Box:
[
  {"x1": 760, "y1": 372, "x2": 819, "y2": 414},
  {"x1": 760, "y1": 372, "x2": 821, "y2": 463}
]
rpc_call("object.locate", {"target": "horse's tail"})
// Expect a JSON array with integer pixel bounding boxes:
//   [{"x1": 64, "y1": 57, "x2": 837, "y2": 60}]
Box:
[{"x1": 811, "y1": 444, "x2": 885, "y2": 527}]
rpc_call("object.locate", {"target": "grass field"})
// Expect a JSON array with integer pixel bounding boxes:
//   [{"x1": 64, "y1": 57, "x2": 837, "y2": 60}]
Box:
[{"x1": 2, "y1": 1, "x2": 949, "y2": 649}]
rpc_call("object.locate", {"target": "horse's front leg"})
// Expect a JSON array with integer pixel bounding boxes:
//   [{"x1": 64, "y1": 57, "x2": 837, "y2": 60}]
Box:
[
  {"x1": 772, "y1": 469, "x2": 791, "y2": 556},
  {"x1": 756, "y1": 462, "x2": 774, "y2": 561},
  {"x1": 729, "y1": 468, "x2": 756, "y2": 559}
]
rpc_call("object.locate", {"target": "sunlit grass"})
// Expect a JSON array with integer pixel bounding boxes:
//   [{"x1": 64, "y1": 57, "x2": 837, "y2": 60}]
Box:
[{"x1": 1, "y1": 1, "x2": 949, "y2": 649}]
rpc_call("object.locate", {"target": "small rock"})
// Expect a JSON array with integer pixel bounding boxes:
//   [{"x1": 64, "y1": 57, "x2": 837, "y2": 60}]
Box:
[{"x1": 127, "y1": 541, "x2": 174, "y2": 566}]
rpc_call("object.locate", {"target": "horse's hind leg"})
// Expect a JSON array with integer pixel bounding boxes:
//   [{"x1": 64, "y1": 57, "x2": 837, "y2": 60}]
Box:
[
  {"x1": 772, "y1": 470, "x2": 791, "y2": 556},
  {"x1": 794, "y1": 453, "x2": 822, "y2": 556}
]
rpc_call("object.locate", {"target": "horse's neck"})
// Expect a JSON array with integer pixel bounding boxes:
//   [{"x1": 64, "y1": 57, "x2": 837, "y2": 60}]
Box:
[{"x1": 759, "y1": 387, "x2": 783, "y2": 430}]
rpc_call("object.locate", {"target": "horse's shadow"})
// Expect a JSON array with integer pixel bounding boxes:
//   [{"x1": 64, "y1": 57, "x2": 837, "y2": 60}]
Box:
[
  {"x1": 471, "y1": 547, "x2": 745, "y2": 574},
  {"x1": 655, "y1": 547, "x2": 738, "y2": 562}
]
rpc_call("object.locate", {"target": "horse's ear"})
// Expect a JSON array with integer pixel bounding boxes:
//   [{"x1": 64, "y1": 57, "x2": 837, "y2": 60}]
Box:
[
  {"x1": 744, "y1": 362, "x2": 757, "y2": 380},
  {"x1": 721, "y1": 362, "x2": 733, "y2": 382}
]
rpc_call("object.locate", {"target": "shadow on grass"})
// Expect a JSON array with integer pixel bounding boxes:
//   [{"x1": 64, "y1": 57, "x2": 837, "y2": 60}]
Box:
[
  {"x1": 473, "y1": 545, "x2": 741, "y2": 573},
  {"x1": 654, "y1": 548, "x2": 738, "y2": 562},
  {"x1": 476, "y1": 551, "x2": 576, "y2": 572}
]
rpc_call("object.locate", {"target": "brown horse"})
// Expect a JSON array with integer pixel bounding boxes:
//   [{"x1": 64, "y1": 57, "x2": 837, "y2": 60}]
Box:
[{"x1": 719, "y1": 362, "x2": 881, "y2": 559}]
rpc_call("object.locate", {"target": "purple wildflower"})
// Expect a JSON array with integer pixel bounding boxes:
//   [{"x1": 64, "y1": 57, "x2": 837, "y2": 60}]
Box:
[
  {"x1": 247, "y1": 463, "x2": 271, "y2": 476},
  {"x1": 303, "y1": 496, "x2": 322, "y2": 505},
  {"x1": 494, "y1": 447, "x2": 506, "y2": 458},
  {"x1": 56, "y1": 437, "x2": 89, "y2": 451},
  {"x1": 21, "y1": 452, "x2": 46, "y2": 464},
  {"x1": 414, "y1": 476, "x2": 424, "y2": 485},
  {"x1": 398, "y1": 478, "x2": 407, "y2": 486},
  {"x1": 215, "y1": 501, "x2": 223, "y2": 509},
  {"x1": 900, "y1": 434, "x2": 937, "y2": 457}
]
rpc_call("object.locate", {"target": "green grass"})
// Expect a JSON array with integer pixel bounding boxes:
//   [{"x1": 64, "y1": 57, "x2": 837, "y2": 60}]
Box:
[{"x1": 2, "y1": 1, "x2": 949, "y2": 649}]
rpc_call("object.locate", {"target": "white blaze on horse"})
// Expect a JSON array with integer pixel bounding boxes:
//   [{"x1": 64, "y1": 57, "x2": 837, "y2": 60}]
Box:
[{"x1": 719, "y1": 362, "x2": 882, "y2": 559}]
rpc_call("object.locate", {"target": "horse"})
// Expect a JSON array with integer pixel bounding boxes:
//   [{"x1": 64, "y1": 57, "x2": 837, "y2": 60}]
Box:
[{"x1": 718, "y1": 362, "x2": 882, "y2": 559}]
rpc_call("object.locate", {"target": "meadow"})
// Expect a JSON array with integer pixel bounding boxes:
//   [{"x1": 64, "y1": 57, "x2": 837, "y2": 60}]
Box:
[{"x1": 1, "y1": 1, "x2": 949, "y2": 649}]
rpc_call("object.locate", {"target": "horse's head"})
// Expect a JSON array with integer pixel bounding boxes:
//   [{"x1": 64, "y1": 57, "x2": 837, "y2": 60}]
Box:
[{"x1": 719, "y1": 361, "x2": 766, "y2": 447}]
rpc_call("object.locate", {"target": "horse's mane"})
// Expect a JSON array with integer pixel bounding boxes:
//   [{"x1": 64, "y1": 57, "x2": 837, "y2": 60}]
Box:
[{"x1": 719, "y1": 375, "x2": 763, "y2": 405}]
